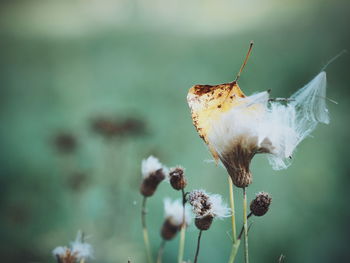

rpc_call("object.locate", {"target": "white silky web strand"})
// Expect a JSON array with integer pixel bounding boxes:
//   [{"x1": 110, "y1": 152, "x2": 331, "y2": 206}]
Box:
[{"x1": 267, "y1": 71, "x2": 329, "y2": 169}]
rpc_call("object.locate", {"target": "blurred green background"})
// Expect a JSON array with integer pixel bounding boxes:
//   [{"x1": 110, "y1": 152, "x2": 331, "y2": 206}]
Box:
[{"x1": 0, "y1": 0, "x2": 349, "y2": 262}]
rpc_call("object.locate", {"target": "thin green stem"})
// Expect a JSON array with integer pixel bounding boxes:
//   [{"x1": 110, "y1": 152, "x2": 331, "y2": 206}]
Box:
[
  {"x1": 157, "y1": 240, "x2": 166, "y2": 263},
  {"x1": 178, "y1": 188, "x2": 187, "y2": 263},
  {"x1": 228, "y1": 239, "x2": 241, "y2": 263},
  {"x1": 228, "y1": 211, "x2": 253, "y2": 263},
  {"x1": 278, "y1": 254, "x2": 286, "y2": 263},
  {"x1": 194, "y1": 230, "x2": 203, "y2": 263},
  {"x1": 238, "y1": 212, "x2": 253, "y2": 240},
  {"x1": 178, "y1": 226, "x2": 186, "y2": 263},
  {"x1": 228, "y1": 177, "x2": 237, "y2": 243},
  {"x1": 142, "y1": 197, "x2": 154, "y2": 263},
  {"x1": 243, "y1": 188, "x2": 249, "y2": 263}
]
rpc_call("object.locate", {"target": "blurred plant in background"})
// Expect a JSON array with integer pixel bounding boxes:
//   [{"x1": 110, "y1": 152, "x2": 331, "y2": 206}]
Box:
[
  {"x1": 0, "y1": 0, "x2": 349, "y2": 262},
  {"x1": 53, "y1": 231, "x2": 93, "y2": 263}
]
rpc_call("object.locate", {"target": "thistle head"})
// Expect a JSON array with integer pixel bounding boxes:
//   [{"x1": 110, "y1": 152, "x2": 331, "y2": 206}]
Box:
[
  {"x1": 52, "y1": 231, "x2": 93, "y2": 263},
  {"x1": 250, "y1": 192, "x2": 272, "y2": 216},
  {"x1": 140, "y1": 156, "x2": 166, "y2": 197},
  {"x1": 161, "y1": 198, "x2": 191, "y2": 240},
  {"x1": 188, "y1": 190, "x2": 230, "y2": 230},
  {"x1": 169, "y1": 166, "x2": 187, "y2": 191}
]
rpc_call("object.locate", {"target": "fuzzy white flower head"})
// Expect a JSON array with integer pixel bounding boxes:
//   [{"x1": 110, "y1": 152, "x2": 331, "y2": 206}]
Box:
[
  {"x1": 70, "y1": 231, "x2": 93, "y2": 261},
  {"x1": 163, "y1": 198, "x2": 192, "y2": 226},
  {"x1": 52, "y1": 246, "x2": 68, "y2": 257},
  {"x1": 52, "y1": 231, "x2": 93, "y2": 262},
  {"x1": 141, "y1": 155, "x2": 166, "y2": 179},
  {"x1": 188, "y1": 189, "x2": 231, "y2": 219},
  {"x1": 192, "y1": 71, "x2": 329, "y2": 187}
]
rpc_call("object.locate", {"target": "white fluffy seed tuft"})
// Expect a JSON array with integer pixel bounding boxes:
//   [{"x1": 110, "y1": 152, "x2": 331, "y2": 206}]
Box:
[
  {"x1": 52, "y1": 231, "x2": 93, "y2": 261},
  {"x1": 164, "y1": 198, "x2": 192, "y2": 226},
  {"x1": 141, "y1": 155, "x2": 166, "y2": 179},
  {"x1": 208, "y1": 194, "x2": 232, "y2": 219},
  {"x1": 70, "y1": 231, "x2": 94, "y2": 260},
  {"x1": 208, "y1": 71, "x2": 329, "y2": 170},
  {"x1": 188, "y1": 189, "x2": 231, "y2": 219},
  {"x1": 52, "y1": 246, "x2": 68, "y2": 257}
]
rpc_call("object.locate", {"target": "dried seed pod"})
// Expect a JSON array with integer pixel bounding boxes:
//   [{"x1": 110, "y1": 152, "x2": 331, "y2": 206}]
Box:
[
  {"x1": 140, "y1": 169, "x2": 165, "y2": 197},
  {"x1": 160, "y1": 198, "x2": 192, "y2": 240},
  {"x1": 194, "y1": 215, "x2": 214, "y2": 231},
  {"x1": 52, "y1": 231, "x2": 93, "y2": 263},
  {"x1": 91, "y1": 117, "x2": 120, "y2": 138},
  {"x1": 169, "y1": 167, "x2": 187, "y2": 190},
  {"x1": 250, "y1": 192, "x2": 272, "y2": 216},
  {"x1": 161, "y1": 218, "x2": 181, "y2": 240},
  {"x1": 188, "y1": 190, "x2": 230, "y2": 231},
  {"x1": 140, "y1": 156, "x2": 166, "y2": 197}
]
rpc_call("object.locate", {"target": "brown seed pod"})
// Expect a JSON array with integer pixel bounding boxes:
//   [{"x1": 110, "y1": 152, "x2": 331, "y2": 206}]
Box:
[
  {"x1": 194, "y1": 215, "x2": 214, "y2": 231},
  {"x1": 161, "y1": 218, "x2": 181, "y2": 240},
  {"x1": 250, "y1": 192, "x2": 272, "y2": 216},
  {"x1": 140, "y1": 169, "x2": 165, "y2": 197},
  {"x1": 169, "y1": 167, "x2": 187, "y2": 190}
]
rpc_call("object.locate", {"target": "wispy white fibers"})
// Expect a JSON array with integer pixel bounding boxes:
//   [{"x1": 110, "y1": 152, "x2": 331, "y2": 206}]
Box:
[
  {"x1": 52, "y1": 231, "x2": 93, "y2": 262},
  {"x1": 188, "y1": 189, "x2": 231, "y2": 219},
  {"x1": 71, "y1": 231, "x2": 94, "y2": 261},
  {"x1": 52, "y1": 246, "x2": 68, "y2": 258},
  {"x1": 141, "y1": 155, "x2": 167, "y2": 179},
  {"x1": 267, "y1": 71, "x2": 329, "y2": 169},
  {"x1": 207, "y1": 71, "x2": 329, "y2": 170},
  {"x1": 164, "y1": 198, "x2": 192, "y2": 226}
]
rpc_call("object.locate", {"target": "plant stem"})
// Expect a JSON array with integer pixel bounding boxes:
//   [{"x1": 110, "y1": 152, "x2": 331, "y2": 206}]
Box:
[
  {"x1": 178, "y1": 188, "x2": 187, "y2": 263},
  {"x1": 178, "y1": 224, "x2": 186, "y2": 263},
  {"x1": 243, "y1": 188, "x2": 249, "y2": 263},
  {"x1": 228, "y1": 211, "x2": 253, "y2": 263},
  {"x1": 278, "y1": 254, "x2": 286, "y2": 263},
  {"x1": 238, "y1": 212, "x2": 253, "y2": 240},
  {"x1": 157, "y1": 240, "x2": 166, "y2": 263},
  {"x1": 194, "y1": 230, "x2": 203, "y2": 263},
  {"x1": 142, "y1": 197, "x2": 154, "y2": 263},
  {"x1": 228, "y1": 239, "x2": 241, "y2": 263},
  {"x1": 178, "y1": 225, "x2": 186, "y2": 263},
  {"x1": 55, "y1": 255, "x2": 62, "y2": 263},
  {"x1": 228, "y1": 177, "x2": 237, "y2": 242}
]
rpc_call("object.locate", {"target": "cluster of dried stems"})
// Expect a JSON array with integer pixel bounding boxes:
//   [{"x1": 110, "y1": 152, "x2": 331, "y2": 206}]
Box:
[{"x1": 139, "y1": 155, "x2": 272, "y2": 263}]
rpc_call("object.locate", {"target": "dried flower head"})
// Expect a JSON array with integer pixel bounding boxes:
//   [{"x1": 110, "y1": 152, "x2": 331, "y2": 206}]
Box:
[
  {"x1": 52, "y1": 231, "x2": 93, "y2": 263},
  {"x1": 195, "y1": 215, "x2": 213, "y2": 231},
  {"x1": 70, "y1": 232, "x2": 93, "y2": 261},
  {"x1": 140, "y1": 156, "x2": 166, "y2": 197},
  {"x1": 53, "y1": 246, "x2": 75, "y2": 263},
  {"x1": 169, "y1": 166, "x2": 187, "y2": 190},
  {"x1": 188, "y1": 190, "x2": 230, "y2": 230},
  {"x1": 250, "y1": 192, "x2": 272, "y2": 216},
  {"x1": 118, "y1": 117, "x2": 146, "y2": 137},
  {"x1": 187, "y1": 71, "x2": 329, "y2": 187},
  {"x1": 91, "y1": 117, "x2": 120, "y2": 138},
  {"x1": 161, "y1": 198, "x2": 191, "y2": 240},
  {"x1": 91, "y1": 116, "x2": 146, "y2": 139}
]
